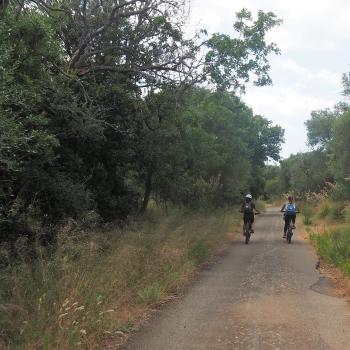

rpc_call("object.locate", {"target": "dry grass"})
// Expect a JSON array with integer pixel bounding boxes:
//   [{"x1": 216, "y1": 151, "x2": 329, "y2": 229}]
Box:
[{"x1": 0, "y1": 206, "x2": 240, "y2": 349}]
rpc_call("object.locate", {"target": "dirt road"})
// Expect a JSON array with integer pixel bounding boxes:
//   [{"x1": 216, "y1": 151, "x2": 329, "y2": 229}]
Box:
[{"x1": 123, "y1": 208, "x2": 350, "y2": 350}]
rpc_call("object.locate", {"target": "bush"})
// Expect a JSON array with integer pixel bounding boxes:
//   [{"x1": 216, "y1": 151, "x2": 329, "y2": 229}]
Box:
[{"x1": 137, "y1": 282, "x2": 165, "y2": 304}]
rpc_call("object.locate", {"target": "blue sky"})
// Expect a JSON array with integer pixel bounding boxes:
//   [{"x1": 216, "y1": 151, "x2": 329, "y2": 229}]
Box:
[{"x1": 188, "y1": 0, "x2": 350, "y2": 158}]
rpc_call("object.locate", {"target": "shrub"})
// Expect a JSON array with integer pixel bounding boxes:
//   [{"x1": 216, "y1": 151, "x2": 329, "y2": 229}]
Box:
[{"x1": 137, "y1": 282, "x2": 165, "y2": 304}]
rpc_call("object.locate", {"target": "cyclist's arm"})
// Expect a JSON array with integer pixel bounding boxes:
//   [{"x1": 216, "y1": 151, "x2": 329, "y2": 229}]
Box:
[
  {"x1": 252, "y1": 202, "x2": 260, "y2": 214},
  {"x1": 280, "y1": 203, "x2": 286, "y2": 212}
]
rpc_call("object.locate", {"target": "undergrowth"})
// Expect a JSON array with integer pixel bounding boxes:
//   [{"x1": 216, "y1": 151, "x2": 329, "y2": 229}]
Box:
[
  {"x1": 307, "y1": 199, "x2": 350, "y2": 277},
  {"x1": 311, "y1": 228, "x2": 350, "y2": 276},
  {"x1": 0, "y1": 206, "x2": 240, "y2": 349}
]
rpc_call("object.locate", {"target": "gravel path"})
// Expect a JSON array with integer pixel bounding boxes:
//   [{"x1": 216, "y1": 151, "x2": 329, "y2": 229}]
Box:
[{"x1": 123, "y1": 208, "x2": 350, "y2": 350}]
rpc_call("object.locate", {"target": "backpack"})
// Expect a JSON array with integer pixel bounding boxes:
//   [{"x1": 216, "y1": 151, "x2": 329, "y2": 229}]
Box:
[
  {"x1": 286, "y1": 203, "x2": 296, "y2": 214},
  {"x1": 244, "y1": 202, "x2": 253, "y2": 214}
]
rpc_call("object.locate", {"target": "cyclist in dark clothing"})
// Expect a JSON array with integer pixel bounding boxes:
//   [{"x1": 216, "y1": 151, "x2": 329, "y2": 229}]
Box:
[
  {"x1": 280, "y1": 195, "x2": 299, "y2": 238},
  {"x1": 240, "y1": 194, "x2": 260, "y2": 234}
]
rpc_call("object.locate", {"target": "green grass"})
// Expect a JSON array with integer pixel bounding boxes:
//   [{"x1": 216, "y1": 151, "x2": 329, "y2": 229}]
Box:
[
  {"x1": 137, "y1": 282, "x2": 165, "y2": 304},
  {"x1": 311, "y1": 227, "x2": 350, "y2": 276},
  {"x1": 189, "y1": 240, "x2": 209, "y2": 265},
  {"x1": 0, "y1": 206, "x2": 240, "y2": 349}
]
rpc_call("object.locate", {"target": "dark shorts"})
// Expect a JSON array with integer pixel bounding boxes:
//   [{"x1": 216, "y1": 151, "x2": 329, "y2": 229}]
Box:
[
  {"x1": 284, "y1": 213, "x2": 296, "y2": 221},
  {"x1": 243, "y1": 212, "x2": 254, "y2": 224}
]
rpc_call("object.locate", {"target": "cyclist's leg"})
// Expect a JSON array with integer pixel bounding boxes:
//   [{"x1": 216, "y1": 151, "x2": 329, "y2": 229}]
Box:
[
  {"x1": 250, "y1": 214, "x2": 255, "y2": 233},
  {"x1": 283, "y1": 215, "x2": 290, "y2": 237},
  {"x1": 243, "y1": 215, "x2": 248, "y2": 235},
  {"x1": 291, "y1": 213, "x2": 296, "y2": 228},
  {"x1": 283, "y1": 216, "x2": 288, "y2": 233}
]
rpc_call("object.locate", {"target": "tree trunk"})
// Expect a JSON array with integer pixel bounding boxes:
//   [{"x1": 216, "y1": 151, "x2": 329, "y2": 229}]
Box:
[{"x1": 140, "y1": 168, "x2": 153, "y2": 214}]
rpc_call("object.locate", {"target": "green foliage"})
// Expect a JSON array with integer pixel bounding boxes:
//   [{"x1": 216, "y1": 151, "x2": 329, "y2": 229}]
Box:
[
  {"x1": 330, "y1": 111, "x2": 350, "y2": 184},
  {"x1": 281, "y1": 93, "x2": 350, "y2": 201},
  {"x1": 314, "y1": 228, "x2": 350, "y2": 276},
  {"x1": 279, "y1": 151, "x2": 333, "y2": 195},
  {"x1": 205, "y1": 9, "x2": 282, "y2": 92},
  {"x1": 138, "y1": 88, "x2": 284, "y2": 208},
  {"x1": 305, "y1": 109, "x2": 337, "y2": 150}
]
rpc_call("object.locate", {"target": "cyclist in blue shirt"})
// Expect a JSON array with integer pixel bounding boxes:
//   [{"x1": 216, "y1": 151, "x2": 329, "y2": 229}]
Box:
[{"x1": 280, "y1": 195, "x2": 298, "y2": 238}]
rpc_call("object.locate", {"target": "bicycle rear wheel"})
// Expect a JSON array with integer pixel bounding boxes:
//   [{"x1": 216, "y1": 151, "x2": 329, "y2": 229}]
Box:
[
  {"x1": 244, "y1": 223, "x2": 250, "y2": 244},
  {"x1": 287, "y1": 226, "x2": 292, "y2": 244},
  {"x1": 245, "y1": 230, "x2": 250, "y2": 244}
]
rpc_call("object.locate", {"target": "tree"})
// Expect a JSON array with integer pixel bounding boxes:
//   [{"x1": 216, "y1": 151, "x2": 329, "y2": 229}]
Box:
[
  {"x1": 0, "y1": 1, "x2": 284, "y2": 244},
  {"x1": 330, "y1": 110, "x2": 350, "y2": 183},
  {"x1": 305, "y1": 109, "x2": 338, "y2": 150},
  {"x1": 205, "y1": 8, "x2": 282, "y2": 92}
]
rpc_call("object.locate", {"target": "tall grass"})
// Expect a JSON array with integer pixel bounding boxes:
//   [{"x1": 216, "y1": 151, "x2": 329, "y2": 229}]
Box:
[
  {"x1": 307, "y1": 197, "x2": 350, "y2": 277},
  {"x1": 311, "y1": 227, "x2": 350, "y2": 277},
  {"x1": 0, "y1": 206, "x2": 239, "y2": 349},
  {"x1": 317, "y1": 200, "x2": 346, "y2": 222}
]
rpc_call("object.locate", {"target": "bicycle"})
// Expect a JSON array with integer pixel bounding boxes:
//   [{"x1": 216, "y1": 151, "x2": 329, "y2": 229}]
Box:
[
  {"x1": 282, "y1": 210, "x2": 299, "y2": 244},
  {"x1": 243, "y1": 213, "x2": 260, "y2": 244},
  {"x1": 286, "y1": 220, "x2": 293, "y2": 244},
  {"x1": 243, "y1": 221, "x2": 252, "y2": 244}
]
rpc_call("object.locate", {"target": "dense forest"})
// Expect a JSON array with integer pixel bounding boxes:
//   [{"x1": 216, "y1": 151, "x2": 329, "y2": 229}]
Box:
[{"x1": 0, "y1": 0, "x2": 284, "y2": 247}]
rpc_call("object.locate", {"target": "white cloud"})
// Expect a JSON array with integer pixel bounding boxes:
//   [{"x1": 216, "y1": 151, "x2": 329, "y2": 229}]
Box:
[{"x1": 281, "y1": 58, "x2": 340, "y2": 87}]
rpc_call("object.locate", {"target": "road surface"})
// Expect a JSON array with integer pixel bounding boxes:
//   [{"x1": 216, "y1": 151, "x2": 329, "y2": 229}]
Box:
[{"x1": 123, "y1": 208, "x2": 350, "y2": 350}]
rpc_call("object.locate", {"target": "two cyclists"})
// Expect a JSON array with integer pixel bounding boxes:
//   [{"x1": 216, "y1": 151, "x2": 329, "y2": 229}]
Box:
[{"x1": 240, "y1": 194, "x2": 299, "y2": 240}]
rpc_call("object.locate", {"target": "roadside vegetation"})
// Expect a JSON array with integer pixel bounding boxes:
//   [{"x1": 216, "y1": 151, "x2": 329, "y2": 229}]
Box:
[
  {"x1": 301, "y1": 198, "x2": 350, "y2": 277},
  {"x1": 0, "y1": 206, "x2": 242, "y2": 349}
]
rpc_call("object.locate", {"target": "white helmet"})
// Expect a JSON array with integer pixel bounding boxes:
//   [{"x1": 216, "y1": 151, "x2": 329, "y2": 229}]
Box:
[{"x1": 245, "y1": 194, "x2": 252, "y2": 199}]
